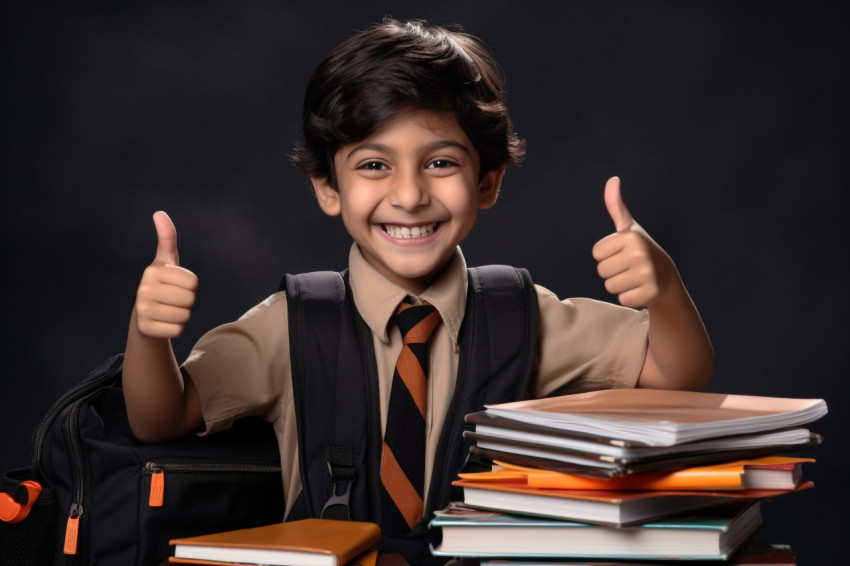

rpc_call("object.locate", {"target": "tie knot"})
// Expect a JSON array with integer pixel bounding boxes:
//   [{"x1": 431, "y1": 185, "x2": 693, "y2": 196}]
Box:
[{"x1": 394, "y1": 300, "x2": 441, "y2": 344}]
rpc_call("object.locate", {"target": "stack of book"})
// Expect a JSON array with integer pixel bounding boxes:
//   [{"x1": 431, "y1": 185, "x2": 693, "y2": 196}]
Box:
[{"x1": 430, "y1": 388, "x2": 826, "y2": 564}]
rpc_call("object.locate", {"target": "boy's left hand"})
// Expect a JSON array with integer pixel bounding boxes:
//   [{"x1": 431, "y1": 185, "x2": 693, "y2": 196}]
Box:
[{"x1": 592, "y1": 177, "x2": 677, "y2": 308}]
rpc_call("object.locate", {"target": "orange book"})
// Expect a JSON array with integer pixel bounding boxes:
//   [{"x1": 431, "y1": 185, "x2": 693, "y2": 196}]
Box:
[
  {"x1": 458, "y1": 456, "x2": 813, "y2": 491},
  {"x1": 169, "y1": 518, "x2": 381, "y2": 566},
  {"x1": 459, "y1": 465, "x2": 742, "y2": 490}
]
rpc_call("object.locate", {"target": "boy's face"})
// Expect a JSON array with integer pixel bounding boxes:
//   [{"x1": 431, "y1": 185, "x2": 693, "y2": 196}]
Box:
[{"x1": 312, "y1": 109, "x2": 504, "y2": 295}]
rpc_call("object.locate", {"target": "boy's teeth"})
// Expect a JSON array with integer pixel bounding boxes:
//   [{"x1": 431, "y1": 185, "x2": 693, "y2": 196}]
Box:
[{"x1": 383, "y1": 223, "x2": 438, "y2": 239}]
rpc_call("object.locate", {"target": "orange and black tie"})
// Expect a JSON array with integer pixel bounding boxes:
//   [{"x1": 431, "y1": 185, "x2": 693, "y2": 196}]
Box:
[{"x1": 380, "y1": 299, "x2": 441, "y2": 534}]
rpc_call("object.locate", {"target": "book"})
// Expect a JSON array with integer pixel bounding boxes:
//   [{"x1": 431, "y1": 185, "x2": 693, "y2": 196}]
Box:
[
  {"x1": 169, "y1": 551, "x2": 379, "y2": 565},
  {"x1": 458, "y1": 456, "x2": 813, "y2": 491},
  {"x1": 476, "y1": 540, "x2": 796, "y2": 564},
  {"x1": 466, "y1": 412, "x2": 815, "y2": 461},
  {"x1": 453, "y1": 477, "x2": 812, "y2": 527},
  {"x1": 466, "y1": 411, "x2": 817, "y2": 453},
  {"x1": 168, "y1": 549, "x2": 381, "y2": 566},
  {"x1": 468, "y1": 436, "x2": 820, "y2": 479},
  {"x1": 478, "y1": 389, "x2": 827, "y2": 447},
  {"x1": 464, "y1": 427, "x2": 816, "y2": 475},
  {"x1": 169, "y1": 518, "x2": 381, "y2": 566},
  {"x1": 429, "y1": 502, "x2": 764, "y2": 560},
  {"x1": 735, "y1": 457, "x2": 812, "y2": 490}
]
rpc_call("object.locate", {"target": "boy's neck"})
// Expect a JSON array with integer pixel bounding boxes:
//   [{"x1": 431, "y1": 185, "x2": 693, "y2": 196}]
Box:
[{"x1": 357, "y1": 244, "x2": 455, "y2": 297}]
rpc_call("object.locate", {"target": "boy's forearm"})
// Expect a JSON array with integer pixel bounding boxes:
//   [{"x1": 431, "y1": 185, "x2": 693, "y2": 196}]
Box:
[
  {"x1": 638, "y1": 278, "x2": 714, "y2": 390},
  {"x1": 123, "y1": 310, "x2": 202, "y2": 442}
]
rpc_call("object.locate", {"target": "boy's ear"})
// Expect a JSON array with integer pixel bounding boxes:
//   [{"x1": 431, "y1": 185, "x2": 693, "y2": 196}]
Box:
[
  {"x1": 311, "y1": 176, "x2": 341, "y2": 216},
  {"x1": 478, "y1": 163, "x2": 507, "y2": 210}
]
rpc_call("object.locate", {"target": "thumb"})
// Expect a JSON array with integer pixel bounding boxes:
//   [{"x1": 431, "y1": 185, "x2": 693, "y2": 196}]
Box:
[
  {"x1": 152, "y1": 211, "x2": 180, "y2": 265},
  {"x1": 604, "y1": 176, "x2": 634, "y2": 232}
]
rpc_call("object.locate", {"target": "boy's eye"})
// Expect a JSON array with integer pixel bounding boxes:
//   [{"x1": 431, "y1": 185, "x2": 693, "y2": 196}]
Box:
[
  {"x1": 359, "y1": 161, "x2": 388, "y2": 171},
  {"x1": 426, "y1": 159, "x2": 456, "y2": 169}
]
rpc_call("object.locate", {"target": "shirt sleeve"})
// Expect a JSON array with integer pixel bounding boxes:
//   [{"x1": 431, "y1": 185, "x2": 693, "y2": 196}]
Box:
[
  {"x1": 532, "y1": 284, "x2": 649, "y2": 398},
  {"x1": 181, "y1": 291, "x2": 291, "y2": 434}
]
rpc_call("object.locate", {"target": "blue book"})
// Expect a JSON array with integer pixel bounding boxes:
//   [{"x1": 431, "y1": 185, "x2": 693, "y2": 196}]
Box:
[{"x1": 429, "y1": 502, "x2": 762, "y2": 561}]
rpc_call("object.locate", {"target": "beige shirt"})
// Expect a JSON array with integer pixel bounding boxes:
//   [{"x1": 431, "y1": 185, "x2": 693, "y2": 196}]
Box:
[{"x1": 183, "y1": 244, "x2": 649, "y2": 517}]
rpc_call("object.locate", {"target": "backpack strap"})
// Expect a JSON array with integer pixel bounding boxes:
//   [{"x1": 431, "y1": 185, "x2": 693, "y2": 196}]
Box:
[
  {"x1": 283, "y1": 270, "x2": 380, "y2": 523},
  {"x1": 467, "y1": 265, "x2": 537, "y2": 399},
  {"x1": 423, "y1": 265, "x2": 538, "y2": 518}
]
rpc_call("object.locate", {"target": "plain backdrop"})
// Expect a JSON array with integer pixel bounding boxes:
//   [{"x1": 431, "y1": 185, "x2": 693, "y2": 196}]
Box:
[{"x1": 2, "y1": 1, "x2": 848, "y2": 563}]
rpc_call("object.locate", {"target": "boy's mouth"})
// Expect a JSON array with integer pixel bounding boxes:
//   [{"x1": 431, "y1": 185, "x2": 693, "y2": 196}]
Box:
[{"x1": 380, "y1": 222, "x2": 440, "y2": 239}]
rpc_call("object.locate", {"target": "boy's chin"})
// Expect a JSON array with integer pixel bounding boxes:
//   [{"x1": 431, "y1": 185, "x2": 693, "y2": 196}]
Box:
[{"x1": 377, "y1": 255, "x2": 454, "y2": 292}]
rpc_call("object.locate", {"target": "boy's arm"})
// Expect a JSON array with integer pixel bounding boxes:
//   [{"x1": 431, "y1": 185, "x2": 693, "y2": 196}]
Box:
[
  {"x1": 592, "y1": 178, "x2": 714, "y2": 390},
  {"x1": 123, "y1": 211, "x2": 204, "y2": 442}
]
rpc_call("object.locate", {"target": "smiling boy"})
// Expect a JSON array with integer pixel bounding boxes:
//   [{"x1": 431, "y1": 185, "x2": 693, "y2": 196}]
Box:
[
  {"x1": 312, "y1": 108, "x2": 500, "y2": 295},
  {"x1": 122, "y1": 18, "x2": 713, "y2": 565}
]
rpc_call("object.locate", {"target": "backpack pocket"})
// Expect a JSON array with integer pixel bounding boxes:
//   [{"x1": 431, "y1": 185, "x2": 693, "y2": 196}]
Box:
[
  {"x1": 135, "y1": 458, "x2": 283, "y2": 565},
  {"x1": 2, "y1": 354, "x2": 286, "y2": 566},
  {"x1": 0, "y1": 466, "x2": 63, "y2": 566}
]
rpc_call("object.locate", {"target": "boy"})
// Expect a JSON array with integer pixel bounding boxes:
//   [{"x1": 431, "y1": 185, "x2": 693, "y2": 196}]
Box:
[{"x1": 123, "y1": 18, "x2": 713, "y2": 564}]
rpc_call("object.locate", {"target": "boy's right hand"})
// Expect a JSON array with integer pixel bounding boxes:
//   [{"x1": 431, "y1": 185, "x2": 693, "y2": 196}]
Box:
[{"x1": 133, "y1": 211, "x2": 198, "y2": 338}]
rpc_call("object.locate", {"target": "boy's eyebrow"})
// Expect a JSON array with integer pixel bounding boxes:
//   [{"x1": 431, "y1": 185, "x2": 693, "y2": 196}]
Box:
[{"x1": 345, "y1": 140, "x2": 472, "y2": 161}]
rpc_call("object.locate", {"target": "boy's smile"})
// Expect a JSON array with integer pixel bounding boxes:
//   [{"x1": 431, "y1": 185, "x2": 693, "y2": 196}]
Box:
[
  {"x1": 312, "y1": 109, "x2": 504, "y2": 295},
  {"x1": 381, "y1": 222, "x2": 439, "y2": 240}
]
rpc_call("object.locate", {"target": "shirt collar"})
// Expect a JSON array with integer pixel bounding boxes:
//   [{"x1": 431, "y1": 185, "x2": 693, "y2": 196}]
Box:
[{"x1": 348, "y1": 243, "x2": 468, "y2": 351}]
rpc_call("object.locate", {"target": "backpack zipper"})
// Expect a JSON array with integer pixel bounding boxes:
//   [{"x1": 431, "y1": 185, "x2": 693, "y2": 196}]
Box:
[
  {"x1": 33, "y1": 355, "x2": 122, "y2": 557},
  {"x1": 62, "y1": 396, "x2": 91, "y2": 556},
  {"x1": 143, "y1": 461, "x2": 281, "y2": 507},
  {"x1": 31, "y1": 355, "x2": 123, "y2": 468}
]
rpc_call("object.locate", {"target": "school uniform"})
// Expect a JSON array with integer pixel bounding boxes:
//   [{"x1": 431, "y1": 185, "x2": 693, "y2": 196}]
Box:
[{"x1": 182, "y1": 244, "x2": 648, "y2": 518}]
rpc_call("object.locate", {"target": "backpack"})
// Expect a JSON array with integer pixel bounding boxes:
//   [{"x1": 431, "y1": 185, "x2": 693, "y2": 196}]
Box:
[
  {"x1": 0, "y1": 354, "x2": 284, "y2": 566},
  {"x1": 284, "y1": 266, "x2": 539, "y2": 565}
]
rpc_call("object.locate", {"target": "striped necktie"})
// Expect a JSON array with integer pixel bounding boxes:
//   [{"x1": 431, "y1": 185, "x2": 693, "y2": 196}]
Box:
[{"x1": 380, "y1": 299, "x2": 441, "y2": 533}]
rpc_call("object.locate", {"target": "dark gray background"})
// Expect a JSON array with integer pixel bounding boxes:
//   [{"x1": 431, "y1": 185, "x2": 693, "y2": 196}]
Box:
[{"x1": 2, "y1": 1, "x2": 847, "y2": 563}]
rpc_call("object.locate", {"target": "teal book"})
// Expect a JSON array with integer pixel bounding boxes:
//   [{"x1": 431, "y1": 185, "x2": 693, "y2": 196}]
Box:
[{"x1": 429, "y1": 502, "x2": 763, "y2": 561}]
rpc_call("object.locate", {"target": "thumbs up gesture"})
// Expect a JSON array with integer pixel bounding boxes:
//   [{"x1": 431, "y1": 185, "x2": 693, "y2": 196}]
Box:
[
  {"x1": 592, "y1": 177, "x2": 676, "y2": 308},
  {"x1": 134, "y1": 211, "x2": 199, "y2": 338}
]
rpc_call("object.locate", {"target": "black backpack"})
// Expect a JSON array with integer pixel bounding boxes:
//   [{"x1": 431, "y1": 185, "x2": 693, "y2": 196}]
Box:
[
  {"x1": 0, "y1": 354, "x2": 284, "y2": 566},
  {"x1": 284, "y1": 266, "x2": 538, "y2": 565}
]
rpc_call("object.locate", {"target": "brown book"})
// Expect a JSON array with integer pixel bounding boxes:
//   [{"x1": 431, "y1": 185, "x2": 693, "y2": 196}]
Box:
[{"x1": 169, "y1": 519, "x2": 381, "y2": 566}]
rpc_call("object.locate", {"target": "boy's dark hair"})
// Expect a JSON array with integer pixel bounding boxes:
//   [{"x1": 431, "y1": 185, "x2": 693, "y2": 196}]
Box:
[{"x1": 291, "y1": 17, "x2": 526, "y2": 188}]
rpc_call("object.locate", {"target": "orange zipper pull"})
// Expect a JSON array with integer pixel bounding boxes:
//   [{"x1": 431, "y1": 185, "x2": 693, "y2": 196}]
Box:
[
  {"x1": 149, "y1": 465, "x2": 165, "y2": 507},
  {"x1": 63, "y1": 503, "x2": 82, "y2": 555}
]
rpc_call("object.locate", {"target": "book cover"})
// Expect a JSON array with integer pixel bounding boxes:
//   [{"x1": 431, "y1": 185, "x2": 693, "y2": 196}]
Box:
[
  {"x1": 429, "y1": 502, "x2": 763, "y2": 560},
  {"x1": 481, "y1": 389, "x2": 827, "y2": 446},
  {"x1": 169, "y1": 519, "x2": 381, "y2": 566},
  {"x1": 453, "y1": 477, "x2": 812, "y2": 527},
  {"x1": 465, "y1": 420, "x2": 814, "y2": 462},
  {"x1": 466, "y1": 411, "x2": 649, "y2": 447}
]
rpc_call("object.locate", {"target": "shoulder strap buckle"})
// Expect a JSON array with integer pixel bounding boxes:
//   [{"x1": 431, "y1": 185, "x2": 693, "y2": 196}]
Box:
[{"x1": 320, "y1": 444, "x2": 356, "y2": 520}]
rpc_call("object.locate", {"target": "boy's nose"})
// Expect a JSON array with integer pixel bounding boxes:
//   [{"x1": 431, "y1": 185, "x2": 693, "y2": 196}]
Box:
[{"x1": 388, "y1": 172, "x2": 430, "y2": 211}]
